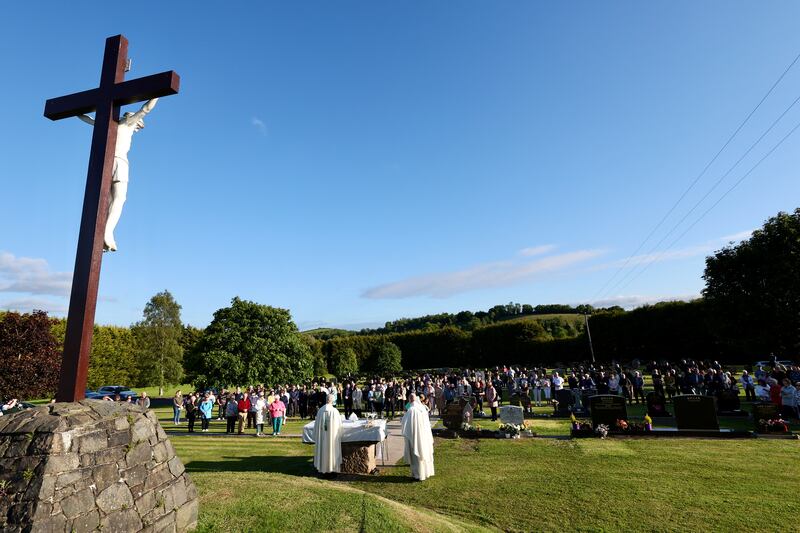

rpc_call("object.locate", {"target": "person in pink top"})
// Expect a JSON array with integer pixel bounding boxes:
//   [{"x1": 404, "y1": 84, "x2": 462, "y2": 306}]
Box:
[{"x1": 269, "y1": 394, "x2": 287, "y2": 436}]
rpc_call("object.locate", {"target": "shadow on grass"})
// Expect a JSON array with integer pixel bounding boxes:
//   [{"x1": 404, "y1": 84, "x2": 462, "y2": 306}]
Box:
[
  {"x1": 185, "y1": 454, "x2": 315, "y2": 476},
  {"x1": 184, "y1": 455, "x2": 418, "y2": 484},
  {"x1": 338, "y1": 472, "x2": 416, "y2": 484}
]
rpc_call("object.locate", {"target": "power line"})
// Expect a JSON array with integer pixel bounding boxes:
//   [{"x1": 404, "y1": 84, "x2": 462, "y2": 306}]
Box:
[
  {"x1": 592, "y1": 50, "x2": 800, "y2": 301},
  {"x1": 613, "y1": 117, "x2": 800, "y2": 295},
  {"x1": 600, "y1": 91, "x2": 800, "y2": 299}
]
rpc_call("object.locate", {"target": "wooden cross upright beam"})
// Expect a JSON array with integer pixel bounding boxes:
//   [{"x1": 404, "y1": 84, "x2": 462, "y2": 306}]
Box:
[{"x1": 44, "y1": 35, "x2": 180, "y2": 402}]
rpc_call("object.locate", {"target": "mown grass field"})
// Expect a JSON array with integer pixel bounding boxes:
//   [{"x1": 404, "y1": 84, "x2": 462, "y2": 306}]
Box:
[{"x1": 170, "y1": 433, "x2": 800, "y2": 532}]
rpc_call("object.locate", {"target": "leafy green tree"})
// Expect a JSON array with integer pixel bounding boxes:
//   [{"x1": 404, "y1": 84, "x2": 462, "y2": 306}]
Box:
[
  {"x1": 330, "y1": 346, "x2": 358, "y2": 377},
  {"x1": 88, "y1": 325, "x2": 139, "y2": 388},
  {"x1": 703, "y1": 209, "x2": 800, "y2": 355},
  {"x1": 132, "y1": 290, "x2": 184, "y2": 395},
  {"x1": 370, "y1": 342, "x2": 402, "y2": 375},
  {"x1": 192, "y1": 297, "x2": 313, "y2": 388}
]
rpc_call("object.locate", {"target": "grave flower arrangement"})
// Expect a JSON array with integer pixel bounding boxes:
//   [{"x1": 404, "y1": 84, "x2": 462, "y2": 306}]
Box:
[
  {"x1": 595, "y1": 424, "x2": 609, "y2": 439},
  {"x1": 570, "y1": 418, "x2": 594, "y2": 435},
  {"x1": 757, "y1": 417, "x2": 789, "y2": 433},
  {"x1": 498, "y1": 423, "x2": 522, "y2": 438},
  {"x1": 613, "y1": 418, "x2": 650, "y2": 434}
]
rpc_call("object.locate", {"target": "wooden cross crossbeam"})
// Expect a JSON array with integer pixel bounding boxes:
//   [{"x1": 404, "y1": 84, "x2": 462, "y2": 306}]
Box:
[{"x1": 44, "y1": 35, "x2": 180, "y2": 402}]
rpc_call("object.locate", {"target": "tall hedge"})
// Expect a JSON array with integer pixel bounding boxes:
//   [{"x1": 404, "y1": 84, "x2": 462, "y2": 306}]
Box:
[{"x1": 0, "y1": 311, "x2": 61, "y2": 400}]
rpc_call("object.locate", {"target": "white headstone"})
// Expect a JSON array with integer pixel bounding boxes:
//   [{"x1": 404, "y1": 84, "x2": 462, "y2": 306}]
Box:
[{"x1": 498, "y1": 405, "x2": 524, "y2": 425}]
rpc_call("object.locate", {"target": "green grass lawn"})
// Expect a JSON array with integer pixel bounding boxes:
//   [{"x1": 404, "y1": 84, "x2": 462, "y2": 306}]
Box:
[{"x1": 169, "y1": 426, "x2": 800, "y2": 532}]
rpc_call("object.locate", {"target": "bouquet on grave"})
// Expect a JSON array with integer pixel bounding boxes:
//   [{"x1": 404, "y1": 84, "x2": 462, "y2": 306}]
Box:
[
  {"x1": 595, "y1": 424, "x2": 610, "y2": 439},
  {"x1": 498, "y1": 423, "x2": 522, "y2": 437},
  {"x1": 758, "y1": 417, "x2": 789, "y2": 433}
]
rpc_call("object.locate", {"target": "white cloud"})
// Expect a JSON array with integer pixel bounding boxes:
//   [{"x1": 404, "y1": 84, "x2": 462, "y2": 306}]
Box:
[
  {"x1": 363, "y1": 249, "x2": 605, "y2": 299},
  {"x1": 519, "y1": 244, "x2": 556, "y2": 257},
  {"x1": 1, "y1": 298, "x2": 68, "y2": 315},
  {"x1": 593, "y1": 230, "x2": 755, "y2": 272},
  {"x1": 719, "y1": 229, "x2": 754, "y2": 243},
  {"x1": 251, "y1": 116, "x2": 267, "y2": 135},
  {"x1": 591, "y1": 293, "x2": 700, "y2": 309},
  {"x1": 0, "y1": 252, "x2": 71, "y2": 296}
]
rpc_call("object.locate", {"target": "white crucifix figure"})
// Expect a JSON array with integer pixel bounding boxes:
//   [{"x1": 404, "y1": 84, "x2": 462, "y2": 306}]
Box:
[{"x1": 78, "y1": 97, "x2": 158, "y2": 251}]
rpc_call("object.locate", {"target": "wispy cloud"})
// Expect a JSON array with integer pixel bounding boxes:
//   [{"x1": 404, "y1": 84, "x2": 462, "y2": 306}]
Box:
[
  {"x1": 519, "y1": 244, "x2": 556, "y2": 257},
  {"x1": 251, "y1": 116, "x2": 267, "y2": 135},
  {"x1": 591, "y1": 293, "x2": 699, "y2": 310},
  {"x1": 720, "y1": 229, "x2": 754, "y2": 242},
  {"x1": 363, "y1": 249, "x2": 605, "y2": 299},
  {"x1": 0, "y1": 252, "x2": 71, "y2": 296},
  {"x1": 592, "y1": 230, "x2": 754, "y2": 272},
  {"x1": 1, "y1": 297, "x2": 68, "y2": 315}
]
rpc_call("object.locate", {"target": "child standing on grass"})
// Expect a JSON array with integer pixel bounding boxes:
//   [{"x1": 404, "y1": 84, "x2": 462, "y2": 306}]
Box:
[
  {"x1": 269, "y1": 395, "x2": 287, "y2": 436},
  {"x1": 199, "y1": 393, "x2": 214, "y2": 432},
  {"x1": 255, "y1": 393, "x2": 267, "y2": 436}
]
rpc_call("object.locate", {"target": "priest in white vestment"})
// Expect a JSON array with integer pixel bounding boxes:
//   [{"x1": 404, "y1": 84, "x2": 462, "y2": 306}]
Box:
[
  {"x1": 401, "y1": 393, "x2": 435, "y2": 481},
  {"x1": 313, "y1": 394, "x2": 342, "y2": 474}
]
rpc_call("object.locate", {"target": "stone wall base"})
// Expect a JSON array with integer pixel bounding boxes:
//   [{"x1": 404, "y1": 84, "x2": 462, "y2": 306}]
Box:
[{"x1": 0, "y1": 400, "x2": 198, "y2": 532}]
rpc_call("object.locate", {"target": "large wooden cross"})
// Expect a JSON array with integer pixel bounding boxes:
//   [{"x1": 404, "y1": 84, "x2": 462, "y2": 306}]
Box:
[{"x1": 44, "y1": 35, "x2": 180, "y2": 402}]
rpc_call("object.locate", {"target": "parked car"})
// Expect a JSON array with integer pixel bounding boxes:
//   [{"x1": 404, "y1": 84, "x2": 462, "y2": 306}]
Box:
[
  {"x1": 753, "y1": 360, "x2": 794, "y2": 369},
  {"x1": 95, "y1": 386, "x2": 138, "y2": 402},
  {"x1": 84, "y1": 389, "x2": 106, "y2": 400}
]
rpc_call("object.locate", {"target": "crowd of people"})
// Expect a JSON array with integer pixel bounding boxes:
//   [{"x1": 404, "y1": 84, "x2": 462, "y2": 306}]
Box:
[{"x1": 164, "y1": 358, "x2": 800, "y2": 432}]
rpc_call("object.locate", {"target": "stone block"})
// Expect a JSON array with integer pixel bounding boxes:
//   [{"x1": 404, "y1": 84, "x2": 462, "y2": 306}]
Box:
[
  {"x1": 151, "y1": 510, "x2": 177, "y2": 533},
  {"x1": 167, "y1": 456, "x2": 185, "y2": 478},
  {"x1": 28, "y1": 512, "x2": 68, "y2": 533},
  {"x1": 123, "y1": 463, "x2": 148, "y2": 488},
  {"x1": 61, "y1": 488, "x2": 95, "y2": 519},
  {"x1": 135, "y1": 490, "x2": 157, "y2": 516},
  {"x1": 144, "y1": 463, "x2": 173, "y2": 491},
  {"x1": 97, "y1": 482, "x2": 134, "y2": 513},
  {"x1": 94, "y1": 446, "x2": 126, "y2": 465},
  {"x1": 176, "y1": 499, "x2": 198, "y2": 532},
  {"x1": 76, "y1": 430, "x2": 107, "y2": 453},
  {"x1": 153, "y1": 441, "x2": 169, "y2": 463},
  {"x1": 101, "y1": 508, "x2": 143, "y2": 533},
  {"x1": 55, "y1": 469, "x2": 83, "y2": 490},
  {"x1": 108, "y1": 429, "x2": 129, "y2": 447},
  {"x1": 70, "y1": 510, "x2": 100, "y2": 533},
  {"x1": 127, "y1": 441, "x2": 153, "y2": 468},
  {"x1": 132, "y1": 417, "x2": 156, "y2": 443},
  {"x1": 93, "y1": 463, "x2": 119, "y2": 492},
  {"x1": 42, "y1": 453, "x2": 80, "y2": 473},
  {"x1": 340, "y1": 442, "x2": 376, "y2": 474}
]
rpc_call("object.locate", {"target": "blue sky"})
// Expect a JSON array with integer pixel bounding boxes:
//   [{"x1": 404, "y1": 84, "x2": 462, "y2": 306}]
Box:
[{"x1": 2, "y1": 2, "x2": 800, "y2": 329}]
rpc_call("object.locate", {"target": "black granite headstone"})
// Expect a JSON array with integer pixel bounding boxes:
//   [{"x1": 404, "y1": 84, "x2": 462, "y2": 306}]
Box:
[
  {"x1": 752, "y1": 402, "x2": 779, "y2": 431},
  {"x1": 553, "y1": 389, "x2": 574, "y2": 416},
  {"x1": 716, "y1": 390, "x2": 742, "y2": 414},
  {"x1": 589, "y1": 395, "x2": 628, "y2": 427},
  {"x1": 581, "y1": 389, "x2": 598, "y2": 413},
  {"x1": 646, "y1": 391, "x2": 671, "y2": 418},
  {"x1": 673, "y1": 394, "x2": 719, "y2": 430}
]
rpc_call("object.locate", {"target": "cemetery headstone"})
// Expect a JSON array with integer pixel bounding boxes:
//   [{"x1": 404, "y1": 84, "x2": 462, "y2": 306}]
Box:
[
  {"x1": 673, "y1": 394, "x2": 719, "y2": 430},
  {"x1": 589, "y1": 395, "x2": 628, "y2": 428},
  {"x1": 553, "y1": 389, "x2": 575, "y2": 417},
  {"x1": 442, "y1": 402, "x2": 464, "y2": 429},
  {"x1": 646, "y1": 391, "x2": 671, "y2": 418},
  {"x1": 752, "y1": 402, "x2": 779, "y2": 432},
  {"x1": 499, "y1": 405, "x2": 525, "y2": 426},
  {"x1": 581, "y1": 389, "x2": 598, "y2": 413},
  {"x1": 716, "y1": 390, "x2": 743, "y2": 415}
]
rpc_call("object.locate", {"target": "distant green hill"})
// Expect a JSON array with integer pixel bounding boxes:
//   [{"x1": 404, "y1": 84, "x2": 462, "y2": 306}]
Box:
[{"x1": 302, "y1": 328, "x2": 358, "y2": 340}]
